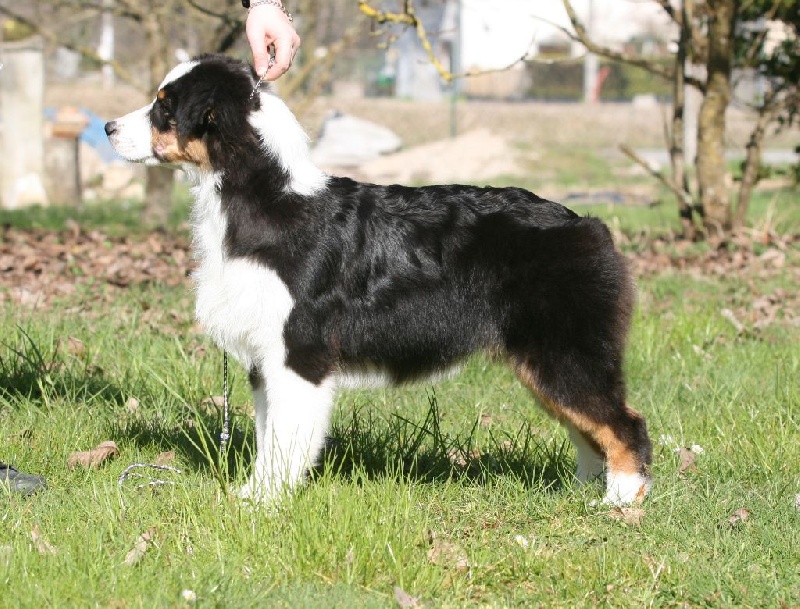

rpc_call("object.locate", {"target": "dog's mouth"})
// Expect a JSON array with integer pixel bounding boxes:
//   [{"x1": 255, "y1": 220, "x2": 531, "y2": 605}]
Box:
[{"x1": 152, "y1": 144, "x2": 168, "y2": 163}]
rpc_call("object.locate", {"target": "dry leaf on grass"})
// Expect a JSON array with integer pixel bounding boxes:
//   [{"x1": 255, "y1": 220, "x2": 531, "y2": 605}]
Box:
[
  {"x1": 123, "y1": 528, "x2": 156, "y2": 566},
  {"x1": 65, "y1": 336, "x2": 86, "y2": 357},
  {"x1": 608, "y1": 507, "x2": 646, "y2": 526},
  {"x1": 426, "y1": 530, "x2": 470, "y2": 571},
  {"x1": 393, "y1": 586, "x2": 422, "y2": 608},
  {"x1": 68, "y1": 440, "x2": 119, "y2": 469},
  {"x1": 125, "y1": 397, "x2": 140, "y2": 413},
  {"x1": 445, "y1": 447, "x2": 481, "y2": 468},
  {"x1": 196, "y1": 396, "x2": 226, "y2": 416},
  {"x1": 677, "y1": 447, "x2": 698, "y2": 474},
  {"x1": 31, "y1": 524, "x2": 57, "y2": 556},
  {"x1": 155, "y1": 451, "x2": 176, "y2": 466},
  {"x1": 723, "y1": 508, "x2": 751, "y2": 528}
]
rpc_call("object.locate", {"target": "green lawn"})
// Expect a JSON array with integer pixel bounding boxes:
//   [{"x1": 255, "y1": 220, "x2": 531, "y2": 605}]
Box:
[{"x1": 1, "y1": 194, "x2": 799, "y2": 607}]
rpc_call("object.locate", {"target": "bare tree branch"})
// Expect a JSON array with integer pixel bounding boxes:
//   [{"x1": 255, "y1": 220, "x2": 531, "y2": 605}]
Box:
[
  {"x1": 620, "y1": 144, "x2": 695, "y2": 209},
  {"x1": 561, "y1": 0, "x2": 674, "y2": 80},
  {"x1": 0, "y1": 5, "x2": 145, "y2": 91},
  {"x1": 359, "y1": 0, "x2": 538, "y2": 83}
]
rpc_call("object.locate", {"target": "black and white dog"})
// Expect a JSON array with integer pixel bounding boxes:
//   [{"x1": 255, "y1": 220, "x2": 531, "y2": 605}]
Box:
[{"x1": 106, "y1": 54, "x2": 652, "y2": 505}]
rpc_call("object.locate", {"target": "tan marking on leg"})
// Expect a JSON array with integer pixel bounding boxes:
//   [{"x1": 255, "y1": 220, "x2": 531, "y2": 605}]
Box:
[{"x1": 511, "y1": 357, "x2": 642, "y2": 475}]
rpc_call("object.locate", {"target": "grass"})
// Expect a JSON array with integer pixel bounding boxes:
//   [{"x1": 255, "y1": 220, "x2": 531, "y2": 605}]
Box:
[{"x1": 1, "y1": 195, "x2": 799, "y2": 607}]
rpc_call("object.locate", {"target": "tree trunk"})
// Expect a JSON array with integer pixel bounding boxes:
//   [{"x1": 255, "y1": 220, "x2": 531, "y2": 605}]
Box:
[
  {"x1": 142, "y1": 8, "x2": 173, "y2": 228},
  {"x1": 670, "y1": 1, "x2": 697, "y2": 240},
  {"x1": 695, "y1": 0, "x2": 738, "y2": 239},
  {"x1": 735, "y1": 97, "x2": 773, "y2": 229}
]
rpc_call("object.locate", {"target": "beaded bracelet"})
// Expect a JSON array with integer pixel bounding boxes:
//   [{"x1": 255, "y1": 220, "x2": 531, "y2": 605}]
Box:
[{"x1": 242, "y1": 0, "x2": 293, "y2": 22}]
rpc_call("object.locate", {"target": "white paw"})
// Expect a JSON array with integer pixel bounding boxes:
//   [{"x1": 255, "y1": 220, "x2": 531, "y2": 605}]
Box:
[
  {"x1": 236, "y1": 478, "x2": 278, "y2": 504},
  {"x1": 603, "y1": 472, "x2": 651, "y2": 506}
]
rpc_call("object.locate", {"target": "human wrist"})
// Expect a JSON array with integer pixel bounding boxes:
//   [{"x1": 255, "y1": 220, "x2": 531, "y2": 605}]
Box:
[{"x1": 242, "y1": 0, "x2": 292, "y2": 21}]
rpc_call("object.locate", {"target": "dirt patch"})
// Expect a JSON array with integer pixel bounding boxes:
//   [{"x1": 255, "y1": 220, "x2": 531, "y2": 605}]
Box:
[{"x1": 327, "y1": 128, "x2": 528, "y2": 185}]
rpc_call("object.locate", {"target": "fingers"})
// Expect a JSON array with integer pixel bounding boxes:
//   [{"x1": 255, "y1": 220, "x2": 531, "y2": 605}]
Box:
[
  {"x1": 246, "y1": 4, "x2": 300, "y2": 81},
  {"x1": 264, "y1": 33, "x2": 300, "y2": 81}
]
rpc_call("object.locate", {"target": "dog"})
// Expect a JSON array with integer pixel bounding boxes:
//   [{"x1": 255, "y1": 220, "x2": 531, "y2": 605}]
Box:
[{"x1": 105, "y1": 54, "x2": 652, "y2": 506}]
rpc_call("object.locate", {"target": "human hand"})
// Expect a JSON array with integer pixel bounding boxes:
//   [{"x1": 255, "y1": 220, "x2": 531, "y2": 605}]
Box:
[{"x1": 246, "y1": 3, "x2": 301, "y2": 81}]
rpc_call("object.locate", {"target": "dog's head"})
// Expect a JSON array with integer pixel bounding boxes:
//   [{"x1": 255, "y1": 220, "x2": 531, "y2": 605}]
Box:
[{"x1": 105, "y1": 54, "x2": 261, "y2": 169}]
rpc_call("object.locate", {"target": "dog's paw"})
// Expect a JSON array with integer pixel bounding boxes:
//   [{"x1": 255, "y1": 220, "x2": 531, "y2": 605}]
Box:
[
  {"x1": 235, "y1": 476, "x2": 284, "y2": 505},
  {"x1": 602, "y1": 472, "x2": 651, "y2": 506},
  {"x1": 236, "y1": 480, "x2": 257, "y2": 501}
]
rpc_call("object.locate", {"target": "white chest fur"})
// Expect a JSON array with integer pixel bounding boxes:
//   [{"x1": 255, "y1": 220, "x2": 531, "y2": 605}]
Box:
[{"x1": 190, "y1": 173, "x2": 294, "y2": 371}]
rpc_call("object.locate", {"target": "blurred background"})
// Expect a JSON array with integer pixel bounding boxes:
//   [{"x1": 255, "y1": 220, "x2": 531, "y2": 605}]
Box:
[{"x1": 0, "y1": 0, "x2": 797, "y2": 237}]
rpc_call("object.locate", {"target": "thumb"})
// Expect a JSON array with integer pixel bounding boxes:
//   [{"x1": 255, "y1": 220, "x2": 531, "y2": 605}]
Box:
[{"x1": 251, "y1": 48, "x2": 272, "y2": 78}]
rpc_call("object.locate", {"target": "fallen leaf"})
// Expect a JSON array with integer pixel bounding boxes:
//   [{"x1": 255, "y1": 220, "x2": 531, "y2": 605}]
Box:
[
  {"x1": 123, "y1": 528, "x2": 156, "y2": 566},
  {"x1": 479, "y1": 413, "x2": 493, "y2": 427},
  {"x1": 155, "y1": 451, "x2": 176, "y2": 466},
  {"x1": 720, "y1": 308, "x2": 746, "y2": 334},
  {"x1": 426, "y1": 530, "x2": 470, "y2": 571},
  {"x1": 722, "y1": 508, "x2": 752, "y2": 528},
  {"x1": 68, "y1": 440, "x2": 120, "y2": 469},
  {"x1": 125, "y1": 397, "x2": 140, "y2": 413},
  {"x1": 65, "y1": 336, "x2": 86, "y2": 357},
  {"x1": 198, "y1": 396, "x2": 225, "y2": 414},
  {"x1": 608, "y1": 507, "x2": 646, "y2": 526},
  {"x1": 445, "y1": 448, "x2": 481, "y2": 468},
  {"x1": 31, "y1": 524, "x2": 57, "y2": 556},
  {"x1": 393, "y1": 586, "x2": 422, "y2": 608},
  {"x1": 677, "y1": 447, "x2": 698, "y2": 474}
]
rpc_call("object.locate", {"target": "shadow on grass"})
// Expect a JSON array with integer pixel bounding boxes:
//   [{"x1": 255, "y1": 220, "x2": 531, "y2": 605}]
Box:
[
  {"x1": 0, "y1": 328, "x2": 570, "y2": 493},
  {"x1": 118, "y1": 393, "x2": 571, "y2": 495},
  {"x1": 119, "y1": 410, "x2": 253, "y2": 482},
  {"x1": 0, "y1": 328, "x2": 126, "y2": 407},
  {"x1": 315, "y1": 393, "x2": 571, "y2": 492}
]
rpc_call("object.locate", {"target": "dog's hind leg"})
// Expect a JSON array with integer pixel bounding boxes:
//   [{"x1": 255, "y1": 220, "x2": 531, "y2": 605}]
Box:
[
  {"x1": 240, "y1": 364, "x2": 334, "y2": 503},
  {"x1": 513, "y1": 357, "x2": 652, "y2": 506}
]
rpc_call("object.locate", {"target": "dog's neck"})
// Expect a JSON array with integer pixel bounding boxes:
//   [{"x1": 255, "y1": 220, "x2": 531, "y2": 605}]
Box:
[{"x1": 248, "y1": 93, "x2": 328, "y2": 197}]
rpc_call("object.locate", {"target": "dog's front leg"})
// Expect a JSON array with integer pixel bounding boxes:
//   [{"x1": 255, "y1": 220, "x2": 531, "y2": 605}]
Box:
[{"x1": 239, "y1": 365, "x2": 334, "y2": 503}]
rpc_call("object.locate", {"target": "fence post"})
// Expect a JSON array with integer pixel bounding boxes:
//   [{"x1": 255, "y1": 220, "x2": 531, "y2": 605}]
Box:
[{"x1": 0, "y1": 35, "x2": 48, "y2": 208}]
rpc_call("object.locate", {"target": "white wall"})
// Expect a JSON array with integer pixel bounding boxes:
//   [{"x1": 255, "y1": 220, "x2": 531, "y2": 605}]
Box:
[{"x1": 459, "y1": 0, "x2": 672, "y2": 71}]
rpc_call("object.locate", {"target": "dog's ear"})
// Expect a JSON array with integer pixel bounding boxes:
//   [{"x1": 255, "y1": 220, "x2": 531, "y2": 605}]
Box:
[{"x1": 175, "y1": 95, "x2": 216, "y2": 141}]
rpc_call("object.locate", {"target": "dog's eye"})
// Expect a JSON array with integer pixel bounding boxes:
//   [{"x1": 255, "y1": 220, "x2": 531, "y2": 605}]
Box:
[{"x1": 168, "y1": 117, "x2": 177, "y2": 127}]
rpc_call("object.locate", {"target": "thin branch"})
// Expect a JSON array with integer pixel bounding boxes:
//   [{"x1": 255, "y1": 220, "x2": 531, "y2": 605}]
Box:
[
  {"x1": 184, "y1": 0, "x2": 238, "y2": 23},
  {"x1": 359, "y1": 0, "x2": 538, "y2": 82},
  {"x1": 620, "y1": 144, "x2": 694, "y2": 207},
  {"x1": 0, "y1": 6, "x2": 145, "y2": 91},
  {"x1": 561, "y1": 0, "x2": 674, "y2": 81}
]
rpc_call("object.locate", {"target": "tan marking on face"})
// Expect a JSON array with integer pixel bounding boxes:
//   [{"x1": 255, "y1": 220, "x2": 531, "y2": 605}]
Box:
[
  {"x1": 150, "y1": 126, "x2": 211, "y2": 170},
  {"x1": 511, "y1": 357, "x2": 643, "y2": 475},
  {"x1": 157, "y1": 89, "x2": 167, "y2": 100}
]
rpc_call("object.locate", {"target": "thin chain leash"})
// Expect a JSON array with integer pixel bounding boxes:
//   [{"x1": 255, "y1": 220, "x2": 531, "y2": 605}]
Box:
[
  {"x1": 118, "y1": 351, "x2": 233, "y2": 489},
  {"x1": 219, "y1": 351, "x2": 231, "y2": 456},
  {"x1": 248, "y1": 59, "x2": 272, "y2": 102}
]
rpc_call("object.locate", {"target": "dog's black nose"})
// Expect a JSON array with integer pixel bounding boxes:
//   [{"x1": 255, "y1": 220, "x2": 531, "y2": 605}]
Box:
[{"x1": 104, "y1": 121, "x2": 117, "y2": 136}]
